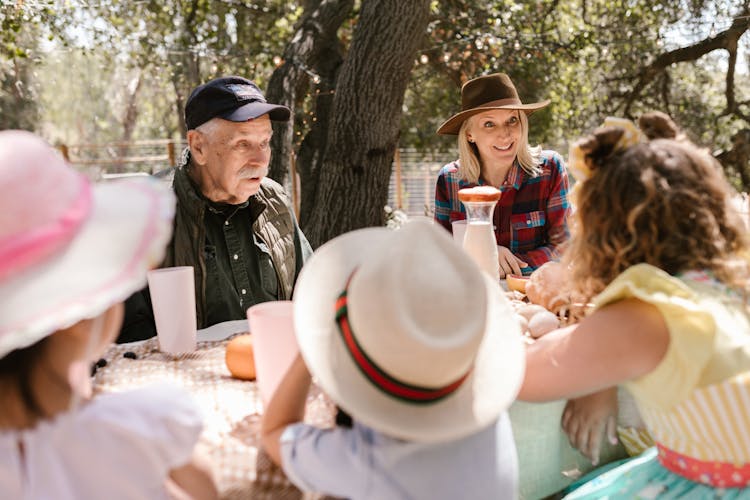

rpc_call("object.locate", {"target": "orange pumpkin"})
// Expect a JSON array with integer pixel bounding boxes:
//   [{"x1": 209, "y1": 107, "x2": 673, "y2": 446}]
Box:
[{"x1": 225, "y1": 334, "x2": 256, "y2": 380}]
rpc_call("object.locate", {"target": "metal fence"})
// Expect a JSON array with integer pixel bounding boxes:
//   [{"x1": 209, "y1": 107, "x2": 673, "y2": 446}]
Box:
[
  {"x1": 59, "y1": 141, "x2": 452, "y2": 217},
  {"x1": 388, "y1": 148, "x2": 452, "y2": 217},
  {"x1": 58, "y1": 139, "x2": 185, "y2": 175},
  {"x1": 68, "y1": 141, "x2": 750, "y2": 233}
]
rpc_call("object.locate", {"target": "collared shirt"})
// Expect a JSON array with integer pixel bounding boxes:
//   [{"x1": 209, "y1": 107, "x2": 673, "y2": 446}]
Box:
[
  {"x1": 203, "y1": 198, "x2": 278, "y2": 326},
  {"x1": 280, "y1": 413, "x2": 518, "y2": 500},
  {"x1": 117, "y1": 154, "x2": 312, "y2": 343},
  {"x1": 434, "y1": 150, "x2": 571, "y2": 273}
]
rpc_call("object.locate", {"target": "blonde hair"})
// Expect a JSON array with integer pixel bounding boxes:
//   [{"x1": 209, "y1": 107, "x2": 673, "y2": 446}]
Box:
[{"x1": 457, "y1": 111, "x2": 543, "y2": 184}]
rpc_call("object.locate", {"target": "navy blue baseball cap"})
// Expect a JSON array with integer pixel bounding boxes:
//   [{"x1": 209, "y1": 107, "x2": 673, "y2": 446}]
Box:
[{"x1": 185, "y1": 76, "x2": 291, "y2": 130}]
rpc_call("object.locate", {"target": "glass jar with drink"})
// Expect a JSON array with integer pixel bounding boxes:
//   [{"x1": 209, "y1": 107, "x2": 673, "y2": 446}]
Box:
[{"x1": 457, "y1": 186, "x2": 501, "y2": 283}]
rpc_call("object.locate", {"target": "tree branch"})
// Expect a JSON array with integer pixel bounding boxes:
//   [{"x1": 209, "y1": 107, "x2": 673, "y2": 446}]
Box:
[
  {"x1": 623, "y1": 8, "x2": 750, "y2": 117},
  {"x1": 724, "y1": 38, "x2": 738, "y2": 112}
]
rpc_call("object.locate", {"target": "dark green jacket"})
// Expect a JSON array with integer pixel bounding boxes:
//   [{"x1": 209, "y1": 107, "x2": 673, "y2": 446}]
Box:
[
  {"x1": 165, "y1": 163, "x2": 311, "y2": 327},
  {"x1": 118, "y1": 153, "x2": 311, "y2": 342}
]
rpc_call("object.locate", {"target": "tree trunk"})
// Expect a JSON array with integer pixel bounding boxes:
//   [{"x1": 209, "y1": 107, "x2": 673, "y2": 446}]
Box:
[
  {"x1": 266, "y1": 0, "x2": 353, "y2": 186},
  {"x1": 301, "y1": 0, "x2": 431, "y2": 248},
  {"x1": 295, "y1": 51, "x2": 340, "y2": 222},
  {"x1": 116, "y1": 71, "x2": 142, "y2": 173},
  {"x1": 173, "y1": 0, "x2": 202, "y2": 136},
  {"x1": 716, "y1": 129, "x2": 750, "y2": 190}
]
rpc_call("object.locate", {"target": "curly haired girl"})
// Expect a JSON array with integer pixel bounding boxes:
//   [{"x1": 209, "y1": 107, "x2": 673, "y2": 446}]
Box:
[{"x1": 519, "y1": 122, "x2": 750, "y2": 497}]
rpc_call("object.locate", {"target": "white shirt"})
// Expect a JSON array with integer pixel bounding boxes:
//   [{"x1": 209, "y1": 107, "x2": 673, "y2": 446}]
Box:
[
  {"x1": 0, "y1": 384, "x2": 203, "y2": 500},
  {"x1": 281, "y1": 411, "x2": 518, "y2": 500}
]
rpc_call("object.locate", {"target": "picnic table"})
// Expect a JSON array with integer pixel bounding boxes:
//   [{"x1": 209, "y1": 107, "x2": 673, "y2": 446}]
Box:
[
  {"x1": 93, "y1": 321, "x2": 332, "y2": 500},
  {"x1": 93, "y1": 319, "x2": 625, "y2": 500}
]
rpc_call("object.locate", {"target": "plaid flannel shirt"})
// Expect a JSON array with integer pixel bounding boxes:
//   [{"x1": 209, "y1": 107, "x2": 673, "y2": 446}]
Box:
[{"x1": 434, "y1": 150, "x2": 571, "y2": 273}]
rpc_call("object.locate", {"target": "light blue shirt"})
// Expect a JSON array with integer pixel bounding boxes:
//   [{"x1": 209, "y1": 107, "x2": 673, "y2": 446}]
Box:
[{"x1": 280, "y1": 411, "x2": 518, "y2": 499}]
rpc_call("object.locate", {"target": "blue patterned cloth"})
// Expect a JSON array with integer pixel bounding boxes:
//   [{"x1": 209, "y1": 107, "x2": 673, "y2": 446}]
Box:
[{"x1": 563, "y1": 448, "x2": 750, "y2": 499}]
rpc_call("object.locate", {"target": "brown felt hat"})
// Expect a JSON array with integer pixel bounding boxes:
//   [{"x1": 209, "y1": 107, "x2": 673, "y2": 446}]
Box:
[{"x1": 437, "y1": 73, "x2": 550, "y2": 135}]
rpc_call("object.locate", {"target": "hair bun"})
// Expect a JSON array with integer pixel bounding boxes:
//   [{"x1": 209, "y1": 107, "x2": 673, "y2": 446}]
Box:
[
  {"x1": 638, "y1": 111, "x2": 681, "y2": 140},
  {"x1": 573, "y1": 127, "x2": 625, "y2": 172}
]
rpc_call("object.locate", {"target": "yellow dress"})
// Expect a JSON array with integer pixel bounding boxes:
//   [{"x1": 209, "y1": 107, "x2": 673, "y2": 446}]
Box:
[{"x1": 566, "y1": 263, "x2": 750, "y2": 497}]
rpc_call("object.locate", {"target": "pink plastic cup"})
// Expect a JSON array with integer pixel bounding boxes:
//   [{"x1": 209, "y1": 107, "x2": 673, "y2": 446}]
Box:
[
  {"x1": 247, "y1": 300, "x2": 299, "y2": 406},
  {"x1": 147, "y1": 266, "x2": 197, "y2": 354}
]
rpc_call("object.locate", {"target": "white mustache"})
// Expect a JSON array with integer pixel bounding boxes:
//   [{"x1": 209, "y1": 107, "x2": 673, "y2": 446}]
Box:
[{"x1": 237, "y1": 167, "x2": 267, "y2": 180}]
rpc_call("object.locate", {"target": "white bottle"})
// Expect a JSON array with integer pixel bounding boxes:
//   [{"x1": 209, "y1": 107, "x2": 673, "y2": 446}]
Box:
[
  {"x1": 458, "y1": 186, "x2": 502, "y2": 283},
  {"x1": 462, "y1": 220, "x2": 499, "y2": 281}
]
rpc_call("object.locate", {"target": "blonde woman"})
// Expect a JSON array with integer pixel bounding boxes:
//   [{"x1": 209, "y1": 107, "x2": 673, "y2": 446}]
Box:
[{"x1": 434, "y1": 73, "x2": 571, "y2": 277}]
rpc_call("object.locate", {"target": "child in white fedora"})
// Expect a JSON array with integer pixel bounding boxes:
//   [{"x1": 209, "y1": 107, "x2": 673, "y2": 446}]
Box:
[
  {"x1": 261, "y1": 220, "x2": 525, "y2": 499},
  {"x1": 0, "y1": 131, "x2": 217, "y2": 499}
]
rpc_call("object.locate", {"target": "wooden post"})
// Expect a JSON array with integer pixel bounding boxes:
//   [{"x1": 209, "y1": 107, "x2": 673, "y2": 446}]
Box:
[
  {"x1": 290, "y1": 151, "x2": 300, "y2": 220},
  {"x1": 394, "y1": 147, "x2": 403, "y2": 209},
  {"x1": 424, "y1": 166, "x2": 432, "y2": 215},
  {"x1": 167, "y1": 141, "x2": 176, "y2": 167}
]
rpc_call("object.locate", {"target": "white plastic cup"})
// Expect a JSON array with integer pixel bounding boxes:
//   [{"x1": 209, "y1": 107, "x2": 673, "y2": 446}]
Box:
[
  {"x1": 451, "y1": 219, "x2": 468, "y2": 245},
  {"x1": 247, "y1": 300, "x2": 299, "y2": 407},
  {"x1": 147, "y1": 266, "x2": 197, "y2": 354}
]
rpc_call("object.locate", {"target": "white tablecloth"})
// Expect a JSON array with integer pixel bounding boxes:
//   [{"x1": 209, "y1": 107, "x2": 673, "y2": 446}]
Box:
[{"x1": 109, "y1": 320, "x2": 626, "y2": 500}]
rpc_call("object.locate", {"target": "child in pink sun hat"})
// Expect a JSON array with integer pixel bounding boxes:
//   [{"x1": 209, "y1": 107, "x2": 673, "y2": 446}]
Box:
[{"x1": 0, "y1": 130, "x2": 217, "y2": 499}]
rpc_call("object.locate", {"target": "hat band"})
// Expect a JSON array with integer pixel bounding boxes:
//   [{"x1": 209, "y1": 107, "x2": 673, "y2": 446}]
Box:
[
  {"x1": 463, "y1": 97, "x2": 522, "y2": 111},
  {"x1": 334, "y1": 279, "x2": 471, "y2": 404},
  {"x1": 0, "y1": 173, "x2": 92, "y2": 280}
]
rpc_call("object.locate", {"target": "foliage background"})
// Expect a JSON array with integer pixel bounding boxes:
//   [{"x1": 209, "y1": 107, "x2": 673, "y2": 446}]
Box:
[{"x1": 1, "y1": 1, "x2": 749, "y2": 189}]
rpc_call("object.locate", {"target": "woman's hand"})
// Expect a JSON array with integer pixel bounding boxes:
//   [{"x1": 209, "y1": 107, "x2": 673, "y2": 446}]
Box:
[
  {"x1": 561, "y1": 387, "x2": 619, "y2": 465},
  {"x1": 497, "y1": 245, "x2": 528, "y2": 278}
]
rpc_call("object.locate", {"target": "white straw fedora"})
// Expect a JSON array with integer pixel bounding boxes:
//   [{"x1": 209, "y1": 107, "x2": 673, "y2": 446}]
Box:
[
  {"x1": 293, "y1": 220, "x2": 525, "y2": 443},
  {"x1": 0, "y1": 131, "x2": 174, "y2": 358}
]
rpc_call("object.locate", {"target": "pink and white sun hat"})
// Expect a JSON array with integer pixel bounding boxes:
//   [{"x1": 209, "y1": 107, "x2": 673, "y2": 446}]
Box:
[
  {"x1": 293, "y1": 220, "x2": 525, "y2": 443},
  {"x1": 0, "y1": 130, "x2": 174, "y2": 358}
]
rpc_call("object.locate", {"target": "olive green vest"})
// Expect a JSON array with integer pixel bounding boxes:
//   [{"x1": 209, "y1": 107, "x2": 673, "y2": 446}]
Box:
[{"x1": 165, "y1": 163, "x2": 298, "y2": 328}]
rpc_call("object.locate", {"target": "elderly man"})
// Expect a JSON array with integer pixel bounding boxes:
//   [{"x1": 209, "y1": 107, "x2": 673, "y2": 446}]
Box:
[{"x1": 119, "y1": 76, "x2": 311, "y2": 342}]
